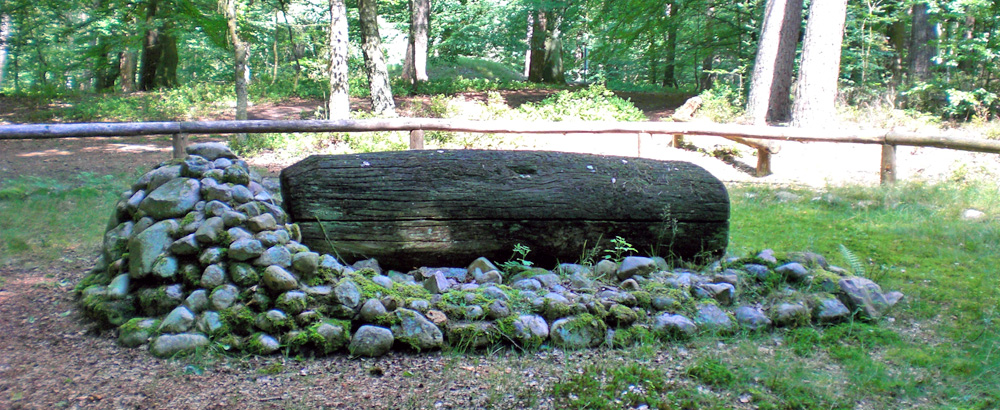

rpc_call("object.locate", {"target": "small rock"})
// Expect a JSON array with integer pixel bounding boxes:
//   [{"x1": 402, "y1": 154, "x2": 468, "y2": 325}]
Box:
[
  {"x1": 184, "y1": 290, "x2": 209, "y2": 313},
  {"x1": 391, "y1": 308, "x2": 444, "y2": 351},
  {"x1": 334, "y1": 280, "x2": 362, "y2": 310},
  {"x1": 248, "y1": 333, "x2": 281, "y2": 355},
  {"x1": 194, "y1": 217, "x2": 225, "y2": 244},
  {"x1": 159, "y1": 306, "x2": 195, "y2": 333},
  {"x1": 423, "y1": 271, "x2": 450, "y2": 294},
  {"x1": 775, "y1": 191, "x2": 801, "y2": 202},
  {"x1": 360, "y1": 299, "x2": 388, "y2": 323},
  {"x1": 594, "y1": 259, "x2": 618, "y2": 280},
  {"x1": 198, "y1": 247, "x2": 226, "y2": 265},
  {"x1": 617, "y1": 256, "x2": 657, "y2": 280},
  {"x1": 757, "y1": 249, "x2": 778, "y2": 264},
  {"x1": 694, "y1": 303, "x2": 735, "y2": 333},
  {"x1": 292, "y1": 251, "x2": 320, "y2": 276},
  {"x1": 200, "y1": 264, "x2": 227, "y2": 289},
  {"x1": 468, "y1": 257, "x2": 499, "y2": 279},
  {"x1": 229, "y1": 263, "x2": 259, "y2": 287},
  {"x1": 487, "y1": 300, "x2": 511, "y2": 320},
  {"x1": 247, "y1": 214, "x2": 277, "y2": 232},
  {"x1": 698, "y1": 283, "x2": 736, "y2": 306},
  {"x1": 118, "y1": 318, "x2": 160, "y2": 347},
  {"x1": 776, "y1": 262, "x2": 810, "y2": 282},
  {"x1": 734, "y1": 306, "x2": 771, "y2": 331},
  {"x1": 169, "y1": 234, "x2": 201, "y2": 255},
  {"x1": 229, "y1": 238, "x2": 264, "y2": 261},
  {"x1": 653, "y1": 313, "x2": 697, "y2": 338},
  {"x1": 814, "y1": 297, "x2": 850, "y2": 324},
  {"x1": 350, "y1": 325, "x2": 394, "y2": 357},
  {"x1": 210, "y1": 284, "x2": 240, "y2": 310},
  {"x1": 550, "y1": 315, "x2": 607, "y2": 349},
  {"x1": 509, "y1": 314, "x2": 549, "y2": 346},
  {"x1": 770, "y1": 303, "x2": 811, "y2": 327},
  {"x1": 255, "y1": 246, "x2": 292, "y2": 268},
  {"x1": 477, "y1": 270, "x2": 503, "y2": 285},
  {"x1": 962, "y1": 208, "x2": 986, "y2": 220},
  {"x1": 513, "y1": 278, "x2": 542, "y2": 292},
  {"x1": 262, "y1": 265, "x2": 299, "y2": 292},
  {"x1": 150, "y1": 333, "x2": 209, "y2": 357},
  {"x1": 186, "y1": 142, "x2": 236, "y2": 161},
  {"x1": 138, "y1": 178, "x2": 201, "y2": 219}
]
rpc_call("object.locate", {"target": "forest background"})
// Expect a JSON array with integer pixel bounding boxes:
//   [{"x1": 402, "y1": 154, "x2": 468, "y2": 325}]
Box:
[{"x1": 1, "y1": 0, "x2": 997, "y2": 126}]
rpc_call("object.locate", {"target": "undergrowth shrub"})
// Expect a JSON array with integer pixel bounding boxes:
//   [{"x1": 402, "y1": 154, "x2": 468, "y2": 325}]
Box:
[{"x1": 518, "y1": 84, "x2": 646, "y2": 122}]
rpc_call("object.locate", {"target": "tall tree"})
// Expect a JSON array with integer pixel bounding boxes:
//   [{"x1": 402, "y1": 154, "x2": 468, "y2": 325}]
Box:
[
  {"x1": 359, "y1": 0, "x2": 396, "y2": 115},
  {"x1": 328, "y1": 0, "x2": 350, "y2": 119},
  {"x1": 791, "y1": 0, "x2": 849, "y2": 127},
  {"x1": 402, "y1": 0, "x2": 429, "y2": 84},
  {"x1": 138, "y1": 0, "x2": 178, "y2": 90},
  {"x1": 221, "y1": 0, "x2": 249, "y2": 131},
  {"x1": 746, "y1": 0, "x2": 803, "y2": 124},
  {"x1": 0, "y1": 13, "x2": 10, "y2": 88},
  {"x1": 527, "y1": 7, "x2": 565, "y2": 84},
  {"x1": 908, "y1": 2, "x2": 937, "y2": 83}
]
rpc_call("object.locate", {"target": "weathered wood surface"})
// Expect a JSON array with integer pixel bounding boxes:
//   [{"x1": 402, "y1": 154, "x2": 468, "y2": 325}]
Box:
[{"x1": 281, "y1": 150, "x2": 730, "y2": 270}]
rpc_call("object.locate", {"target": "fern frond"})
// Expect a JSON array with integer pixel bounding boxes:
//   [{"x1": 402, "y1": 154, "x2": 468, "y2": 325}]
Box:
[{"x1": 839, "y1": 244, "x2": 865, "y2": 277}]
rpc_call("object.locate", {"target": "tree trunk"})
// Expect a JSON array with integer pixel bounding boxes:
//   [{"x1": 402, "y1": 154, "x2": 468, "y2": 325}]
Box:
[
  {"x1": 699, "y1": 2, "x2": 716, "y2": 90},
  {"x1": 139, "y1": 0, "x2": 161, "y2": 91},
  {"x1": 328, "y1": 0, "x2": 350, "y2": 119},
  {"x1": 119, "y1": 50, "x2": 137, "y2": 93},
  {"x1": 746, "y1": 0, "x2": 803, "y2": 124},
  {"x1": 281, "y1": 150, "x2": 730, "y2": 270},
  {"x1": 0, "y1": 13, "x2": 10, "y2": 88},
  {"x1": 662, "y1": 1, "x2": 679, "y2": 88},
  {"x1": 156, "y1": 31, "x2": 179, "y2": 88},
  {"x1": 541, "y1": 18, "x2": 565, "y2": 84},
  {"x1": 403, "y1": 0, "x2": 429, "y2": 84},
  {"x1": 94, "y1": 40, "x2": 120, "y2": 91},
  {"x1": 791, "y1": 0, "x2": 849, "y2": 127},
  {"x1": 222, "y1": 0, "x2": 249, "y2": 144},
  {"x1": 524, "y1": 13, "x2": 533, "y2": 78},
  {"x1": 908, "y1": 2, "x2": 937, "y2": 83},
  {"x1": 359, "y1": 0, "x2": 396, "y2": 115},
  {"x1": 528, "y1": 10, "x2": 546, "y2": 83}
]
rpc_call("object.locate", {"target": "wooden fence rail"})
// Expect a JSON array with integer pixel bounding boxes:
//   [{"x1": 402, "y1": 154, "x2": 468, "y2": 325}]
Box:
[{"x1": 3, "y1": 118, "x2": 999, "y2": 184}]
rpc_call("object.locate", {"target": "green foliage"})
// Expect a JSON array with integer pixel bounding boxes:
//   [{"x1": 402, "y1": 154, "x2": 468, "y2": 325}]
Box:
[
  {"x1": 518, "y1": 84, "x2": 647, "y2": 122},
  {"x1": 838, "y1": 244, "x2": 866, "y2": 277},
  {"x1": 550, "y1": 362, "x2": 671, "y2": 408},
  {"x1": 499, "y1": 243, "x2": 534, "y2": 274},
  {"x1": 696, "y1": 83, "x2": 744, "y2": 122},
  {"x1": 685, "y1": 357, "x2": 736, "y2": 387},
  {"x1": 603, "y1": 236, "x2": 637, "y2": 262}
]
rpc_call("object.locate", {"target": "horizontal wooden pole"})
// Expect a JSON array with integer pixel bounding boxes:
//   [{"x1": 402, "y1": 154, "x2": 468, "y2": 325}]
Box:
[{"x1": 2, "y1": 118, "x2": 1000, "y2": 154}]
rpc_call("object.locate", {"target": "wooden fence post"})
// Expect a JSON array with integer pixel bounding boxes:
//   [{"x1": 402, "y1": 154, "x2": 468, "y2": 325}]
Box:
[
  {"x1": 880, "y1": 143, "x2": 896, "y2": 185},
  {"x1": 755, "y1": 148, "x2": 772, "y2": 177},
  {"x1": 672, "y1": 134, "x2": 684, "y2": 148},
  {"x1": 637, "y1": 132, "x2": 651, "y2": 157},
  {"x1": 172, "y1": 133, "x2": 189, "y2": 159},
  {"x1": 409, "y1": 129, "x2": 425, "y2": 149}
]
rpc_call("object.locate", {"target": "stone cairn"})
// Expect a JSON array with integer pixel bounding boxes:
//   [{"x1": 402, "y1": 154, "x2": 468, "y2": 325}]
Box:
[{"x1": 76, "y1": 143, "x2": 904, "y2": 358}]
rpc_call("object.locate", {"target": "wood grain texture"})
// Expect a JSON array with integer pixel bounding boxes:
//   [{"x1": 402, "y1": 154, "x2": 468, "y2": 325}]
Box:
[{"x1": 281, "y1": 150, "x2": 729, "y2": 270}]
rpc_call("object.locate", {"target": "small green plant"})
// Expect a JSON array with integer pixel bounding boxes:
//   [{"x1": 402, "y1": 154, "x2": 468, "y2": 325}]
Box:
[
  {"x1": 500, "y1": 243, "x2": 534, "y2": 273},
  {"x1": 603, "y1": 236, "x2": 637, "y2": 262},
  {"x1": 838, "y1": 244, "x2": 866, "y2": 277},
  {"x1": 685, "y1": 357, "x2": 736, "y2": 387},
  {"x1": 550, "y1": 362, "x2": 669, "y2": 408}
]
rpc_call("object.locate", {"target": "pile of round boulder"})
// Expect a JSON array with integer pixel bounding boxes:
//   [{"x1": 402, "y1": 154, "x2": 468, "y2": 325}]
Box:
[{"x1": 76, "y1": 143, "x2": 904, "y2": 358}]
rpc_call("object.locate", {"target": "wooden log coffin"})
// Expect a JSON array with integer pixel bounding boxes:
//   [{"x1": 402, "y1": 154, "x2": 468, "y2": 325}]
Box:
[{"x1": 280, "y1": 150, "x2": 729, "y2": 271}]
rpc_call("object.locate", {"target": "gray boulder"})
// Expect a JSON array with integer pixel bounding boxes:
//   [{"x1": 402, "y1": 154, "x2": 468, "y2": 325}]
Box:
[
  {"x1": 695, "y1": 303, "x2": 735, "y2": 333},
  {"x1": 228, "y1": 238, "x2": 264, "y2": 261},
  {"x1": 350, "y1": 325, "x2": 394, "y2": 357},
  {"x1": 770, "y1": 303, "x2": 810, "y2": 327},
  {"x1": 815, "y1": 297, "x2": 851, "y2": 324},
  {"x1": 653, "y1": 313, "x2": 697, "y2": 338},
  {"x1": 334, "y1": 279, "x2": 362, "y2": 310},
  {"x1": 617, "y1": 256, "x2": 657, "y2": 280},
  {"x1": 550, "y1": 315, "x2": 607, "y2": 349},
  {"x1": 734, "y1": 306, "x2": 771, "y2": 331},
  {"x1": 158, "y1": 306, "x2": 195, "y2": 333},
  {"x1": 118, "y1": 318, "x2": 160, "y2": 347},
  {"x1": 186, "y1": 142, "x2": 236, "y2": 161},
  {"x1": 262, "y1": 265, "x2": 299, "y2": 292},
  {"x1": 128, "y1": 220, "x2": 177, "y2": 278},
  {"x1": 255, "y1": 246, "x2": 292, "y2": 268},
  {"x1": 391, "y1": 308, "x2": 444, "y2": 351},
  {"x1": 776, "y1": 262, "x2": 810, "y2": 282},
  {"x1": 139, "y1": 178, "x2": 201, "y2": 219},
  {"x1": 150, "y1": 333, "x2": 209, "y2": 357},
  {"x1": 509, "y1": 314, "x2": 549, "y2": 346},
  {"x1": 210, "y1": 284, "x2": 240, "y2": 310},
  {"x1": 838, "y1": 277, "x2": 900, "y2": 320}
]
